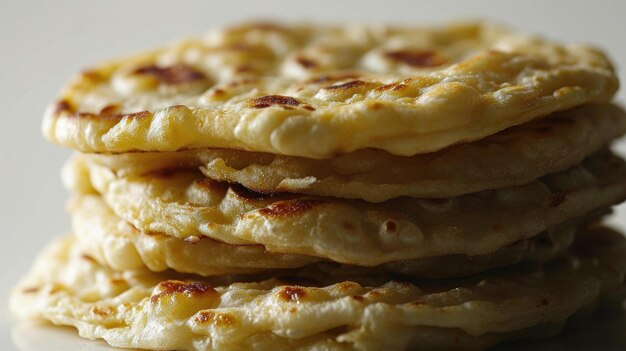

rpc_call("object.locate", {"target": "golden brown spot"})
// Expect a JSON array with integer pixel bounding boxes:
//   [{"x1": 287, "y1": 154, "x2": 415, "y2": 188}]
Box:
[
  {"x1": 80, "y1": 69, "x2": 106, "y2": 83},
  {"x1": 151, "y1": 280, "x2": 216, "y2": 303},
  {"x1": 375, "y1": 83, "x2": 396, "y2": 92},
  {"x1": 259, "y1": 199, "x2": 325, "y2": 217},
  {"x1": 392, "y1": 83, "x2": 409, "y2": 91},
  {"x1": 194, "y1": 311, "x2": 236, "y2": 326},
  {"x1": 133, "y1": 64, "x2": 207, "y2": 85},
  {"x1": 92, "y1": 306, "x2": 114, "y2": 317},
  {"x1": 210, "y1": 88, "x2": 226, "y2": 97},
  {"x1": 22, "y1": 287, "x2": 39, "y2": 294},
  {"x1": 385, "y1": 50, "x2": 447, "y2": 67},
  {"x1": 351, "y1": 295, "x2": 364, "y2": 302},
  {"x1": 546, "y1": 191, "x2": 566, "y2": 207},
  {"x1": 384, "y1": 220, "x2": 397, "y2": 233},
  {"x1": 110, "y1": 278, "x2": 126, "y2": 285},
  {"x1": 247, "y1": 95, "x2": 302, "y2": 109},
  {"x1": 337, "y1": 281, "x2": 358, "y2": 292},
  {"x1": 376, "y1": 82, "x2": 410, "y2": 93},
  {"x1": 370, "y1": 102, "x2": 384, "y2": 110},
  {"x1": 289, "y1": 306, "x2": 298, "y2": 314},
  {"x1": 99, "y1": 104, "x2": 120, "y2": 116},
  {"x1": 81, "y1": 254, "x2": 97, "y2": 263},
  {"x1": 296, "y1": 57, "x2": 318, "y2": 69},
  {"x1": 323, "y1": 80, "x2": 368, "y2": 90},
  {"x1": 53, "y1": 99, "x2": 75, "y2": 115},
  {"x1": 279, "y1": 286, "x2": 307, "y2": 302}
]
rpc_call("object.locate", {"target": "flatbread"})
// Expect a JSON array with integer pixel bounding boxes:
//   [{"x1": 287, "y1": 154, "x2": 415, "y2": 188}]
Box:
[
  {"x1": 88, "y1": 103, "x2": 626, "y2": 201},
  {"x1": 71, "y1": 194, "x2": 581, "y2": 278},
  {"x1": 63, "y1": 151, "x2": 626, "y2": 265},
  {"x1": 42, "y1": 22, "x2": 617, "y2": 158},
  {"x1": 11, "y1": 226, "x2": 626, "y2": 351},
  {"x1": 70, "y1": 194, "x2": 318, "y2": 275}
]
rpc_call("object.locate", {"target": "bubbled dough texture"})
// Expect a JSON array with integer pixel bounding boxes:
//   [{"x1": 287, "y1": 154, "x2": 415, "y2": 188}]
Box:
[
  {"x1": 43, "y1": 22, "x2": 618, "y2": 158},
  {"x1": 70, "y1": 194, "x2": 580, "y2": 279},
  {"x1": 90, "y1": 103, "x2": 626, "y2": 202},
  {"x1": 10, "y1": 227, "x2": 626, "y2": 351},
  {"x1": 63, "y1": 151, "x2": 626, "y2": 265}
]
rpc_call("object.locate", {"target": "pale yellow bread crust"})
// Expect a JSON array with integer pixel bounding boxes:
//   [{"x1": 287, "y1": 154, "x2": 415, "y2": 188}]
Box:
[
  {"x1": 43, "y1": 22, "x2": 618, "y2": 157},
  {"x1": 71, "y1": 193, "x2": 582, "y2": 278}
]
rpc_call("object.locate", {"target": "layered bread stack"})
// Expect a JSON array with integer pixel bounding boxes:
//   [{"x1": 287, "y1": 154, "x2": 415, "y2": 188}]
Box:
[{"x1": 11, "y1": 22, "x2": 626, "y2": 350}]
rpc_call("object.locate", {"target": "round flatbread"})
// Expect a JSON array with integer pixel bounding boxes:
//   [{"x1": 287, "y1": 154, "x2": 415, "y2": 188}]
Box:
[
  {"x1": 70, "y1": 194, "x2": 581, "y2": 278},
  {"x1": 43, "y1": 22, "x2": 617, "y2": 158},
  {"x1": 63, "y1": 151, "x2": 626, "y2": 265},
  {"x1": 11, "y1": 226, "x2": 626, "y2": 351},
  {"x1": 89, "y1": 103, "x2": 626, "y2": 202}
]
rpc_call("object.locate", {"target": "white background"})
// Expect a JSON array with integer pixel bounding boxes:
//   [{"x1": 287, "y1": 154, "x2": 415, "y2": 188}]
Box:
[{"x1": 1, "y1": 0, "x2": 626, "y2": 349}]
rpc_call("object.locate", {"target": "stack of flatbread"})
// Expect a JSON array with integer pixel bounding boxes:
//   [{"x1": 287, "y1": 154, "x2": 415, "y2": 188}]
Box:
[{"x1": 11, "y1": 22, "x2": 626, "y2": 350}]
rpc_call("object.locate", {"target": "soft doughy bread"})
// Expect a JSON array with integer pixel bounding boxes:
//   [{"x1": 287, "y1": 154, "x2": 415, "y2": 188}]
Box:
[
  {"x1": 88, "y1": 104, "x2": 626, "y2": 202},
  {"x1": 70, "y1": 194, "x2": 318, "y2": 275},
  {"x1": 11, "y1": 226, "x2": 626, "y2": 351},
  {"x1": 70, "y1": 194, "x2": 581, "y2": 278},
  {"x1": 42, "y1": 22, "x2": 617, "y2": 157},
  {"x1": 63, "y1": 151, "x2": 626, "y2": 265}
]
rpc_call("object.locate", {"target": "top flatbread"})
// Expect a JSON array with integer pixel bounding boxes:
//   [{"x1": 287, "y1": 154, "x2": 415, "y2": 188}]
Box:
[{"x1": 42, "y1": 22, "x2": 617, "y2": 157}]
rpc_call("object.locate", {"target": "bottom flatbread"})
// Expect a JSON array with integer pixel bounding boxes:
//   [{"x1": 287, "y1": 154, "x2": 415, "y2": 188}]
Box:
[{"x1": 11, "y1": 226, "x2": 626, "y2": 350}]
